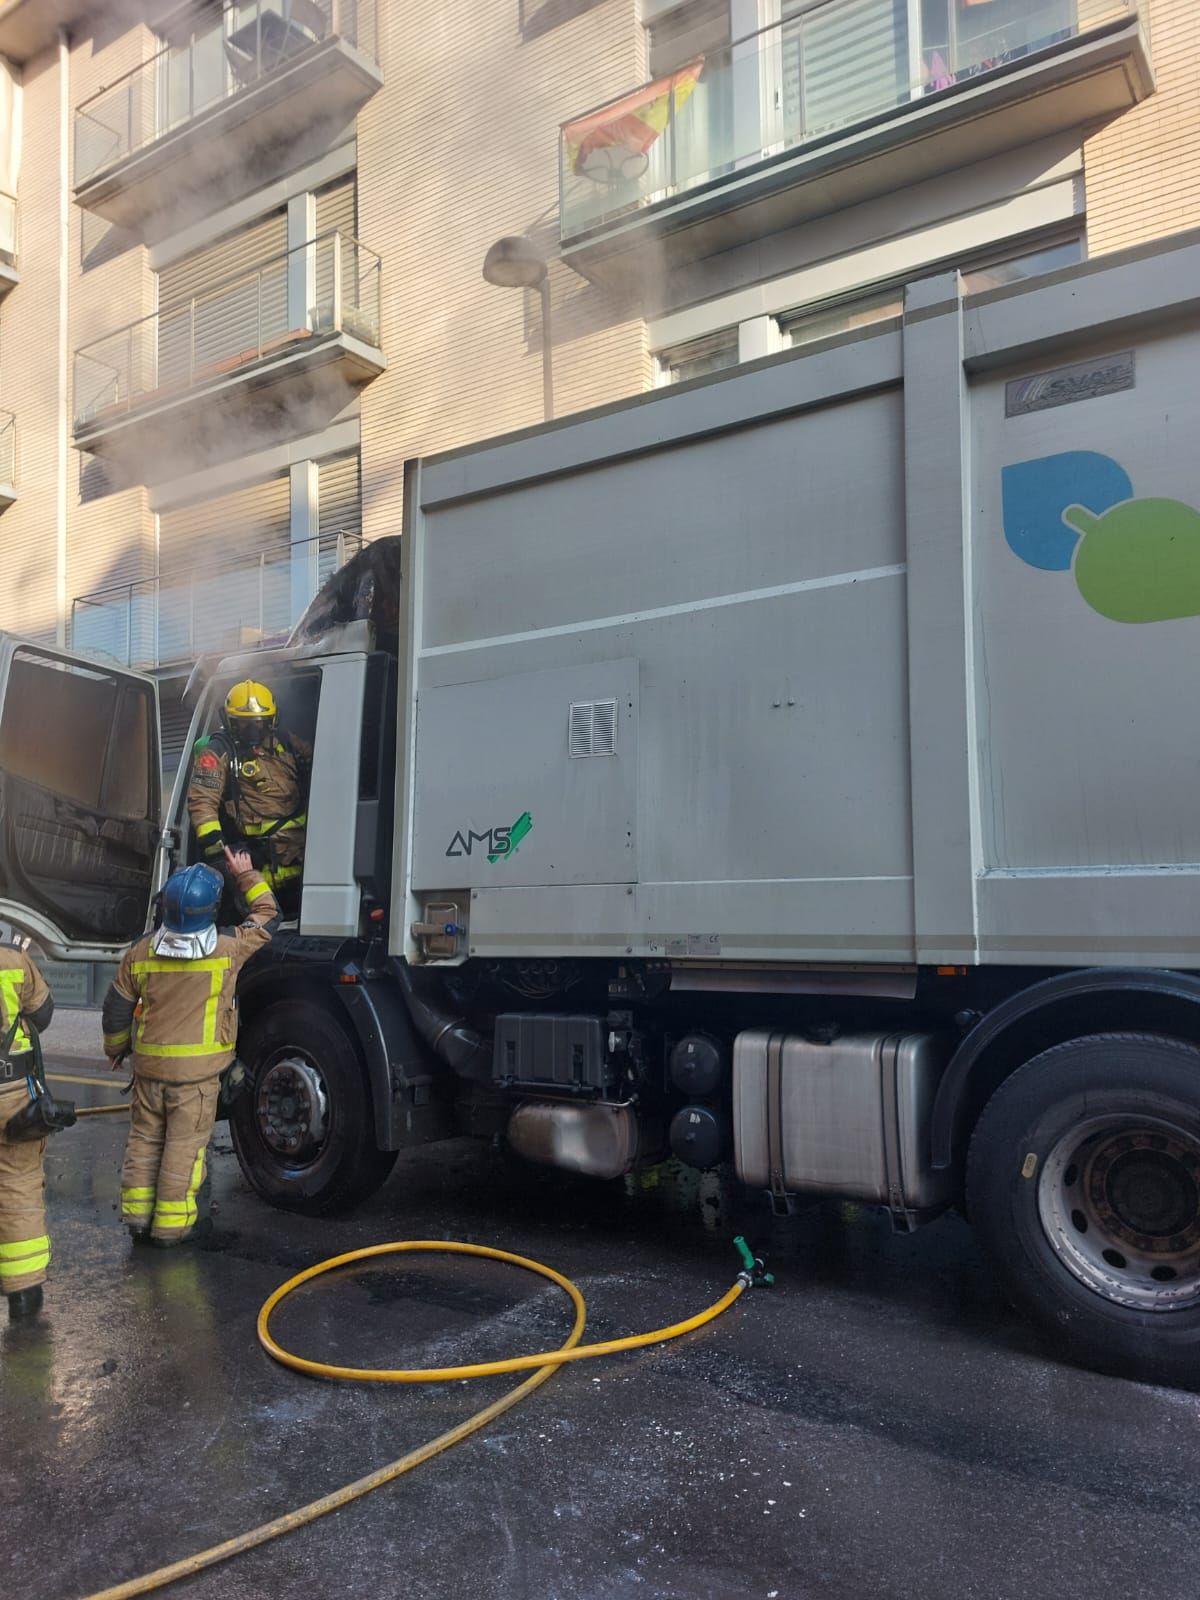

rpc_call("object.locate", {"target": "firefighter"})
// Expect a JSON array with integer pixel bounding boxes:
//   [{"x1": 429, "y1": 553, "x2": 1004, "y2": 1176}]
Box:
[
  {"x1": 102, "y1": 848, "x2": 278, "y2": 1247},
  {"x1": 0, "y1": 944, "x2": 55, "y2": 1318},
  {"x1": 187, "y1": 679, "x2": 311, "y2": 908}
]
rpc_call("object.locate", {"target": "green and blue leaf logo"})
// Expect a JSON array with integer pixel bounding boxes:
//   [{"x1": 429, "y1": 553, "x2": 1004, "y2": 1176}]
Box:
[{"x1": 1002, "y1": 452, "x2": 1200, "y2": 623}]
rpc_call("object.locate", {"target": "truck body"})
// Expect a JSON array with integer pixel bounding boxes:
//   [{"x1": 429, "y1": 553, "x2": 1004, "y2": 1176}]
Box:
[{"x1": 3, "y1": 230, "x2": 1200, "y2": 1380}]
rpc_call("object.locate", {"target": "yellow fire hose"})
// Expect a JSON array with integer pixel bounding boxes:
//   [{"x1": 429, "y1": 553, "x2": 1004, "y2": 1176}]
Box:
[{"x1": 80, "y1": 1236, "x2": 770, "y2": 1600}]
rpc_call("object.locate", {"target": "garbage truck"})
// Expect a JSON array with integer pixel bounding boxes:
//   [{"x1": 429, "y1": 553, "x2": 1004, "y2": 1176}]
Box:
[{"x1": 3, "y1": 227, "x2": 1200, "y2": 1381}]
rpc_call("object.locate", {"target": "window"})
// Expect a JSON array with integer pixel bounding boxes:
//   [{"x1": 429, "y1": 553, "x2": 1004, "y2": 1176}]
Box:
[
  {"x1": 961, "y1": 236, "x2": 1082, "y2": 292},
  {"x1": 919, "y1": 0, "x2": 1074, "y2": 88},
  {"x1": 782, "y1": 236, "x2": 1083, "y2": 347},
  {"x1": 784, "y1": 0, "x2": 909, "y2": 143},
  {"x1": 0, "y1": 654, "x2": 154, "y2": 822},
  {"x1": 646, "y1": 0, "x2": 734, "y2": 192},
  {"x1": 783, "y1": 290, "x2": 903, "y2": 349},
  {"x1": 659, "y1": 329, "x2": 739, "y2": 384}
]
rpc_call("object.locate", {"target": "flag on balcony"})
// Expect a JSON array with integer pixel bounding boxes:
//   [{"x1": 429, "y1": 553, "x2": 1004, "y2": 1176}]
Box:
[{"x1": 562, "y1": 57, "x2": 705, "y2": 186}]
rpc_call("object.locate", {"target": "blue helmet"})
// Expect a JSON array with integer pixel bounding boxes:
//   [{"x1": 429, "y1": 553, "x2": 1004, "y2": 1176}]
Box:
[{"x1": 160, "y1": 864, "x2": 223, "y2": 934}]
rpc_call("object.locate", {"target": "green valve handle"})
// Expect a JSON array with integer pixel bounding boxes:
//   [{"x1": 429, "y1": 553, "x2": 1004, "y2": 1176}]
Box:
[{"x1": 733, "y1": 1235, "x2": 774, "y2": 1286}]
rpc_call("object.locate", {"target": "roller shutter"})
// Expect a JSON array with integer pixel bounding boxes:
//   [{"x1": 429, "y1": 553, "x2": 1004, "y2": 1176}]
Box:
[
  {"x1": 157, "y1": 473, "x2": 292, "y2": 662},
  {"x1": 317, "y1": 450, "x2": 361, "y2": 583},
  {"x1": 314, "y1": 176, "x2": 357, "y2": 332},
  {"x1": 782, "y1": 0, "x2": 907, "y2": 141},
  {"x1": 157, "y1": 209, "x2": 290, "y2": 391}
]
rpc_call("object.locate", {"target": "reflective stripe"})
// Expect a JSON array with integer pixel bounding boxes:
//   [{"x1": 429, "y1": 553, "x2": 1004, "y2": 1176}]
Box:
[
  {"x1": 137, "y1": 1040, "x2": 236, "y2": 1058},
  {"x1": 0, "y1": 1234, "x2": 49, "y2": 1259},
  {"x1": 0, "y1": 967, "x2": 30, "y2": 1053},
  {"x1": 245, "y1": 880, "x2": 270, "y2": 904},
  {"x1": 196, "y1": 819, "x2": 222, "y2": 839},
  {"x1": 104, "y1": 1030, "x2": 131, "y2": 1053},
  {"x1": 130, "y1": 957, "x2": 232, "y2": 1057},
  {"x1": 262, "y1": 863, "x2": 302, "y2": 888},
  {"x1": 121, "y1": 1186, "x2": 155, "y2": 1218},
  {"x1": 0, "y1": 1252, "x2": 49, "y2": 1279},
  {"x1": 241, "y1": 814, "x2": 306, "y2": 836},
  {"x1": 152, "y1": 1151, "x2": 206, "y2": 1232},
  {"x1": 0, "y1": 1236, "x2": 50, "y2": 1277}
]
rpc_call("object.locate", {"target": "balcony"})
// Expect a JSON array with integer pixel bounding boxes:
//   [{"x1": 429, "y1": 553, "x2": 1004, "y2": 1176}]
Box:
[
  {"x1": 71, "y1": 528, "x2": 362, "y2": 671},
  {"x1": 74, "y1": 1, "x2": 381, "y2": 235},
  {"x1": 73, "y1": 231, "x2": 384, "y2": 476},
  {"x1": 0, "y1": 412, "x2": 15, "y2": 510},
  {"x1": 0, "y1": 191, "x2": 17, "y2": 297},
  {"x1": 559, "y1": 0, "x2": 1152, "y2": 289}
]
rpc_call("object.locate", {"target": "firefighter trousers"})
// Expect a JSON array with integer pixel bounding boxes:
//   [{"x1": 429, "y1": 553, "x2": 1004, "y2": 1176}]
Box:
[
  {"x1": 0, "y1": 1079, "x2": 50, "y2": 1293},
  {"x1": 120, "y1": 1076, "x2": 218, "y2": 1244}
]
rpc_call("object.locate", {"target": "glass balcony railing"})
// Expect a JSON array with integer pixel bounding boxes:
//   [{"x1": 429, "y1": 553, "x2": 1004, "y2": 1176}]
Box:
[
  {"x1": 560, "y1": 0, "x2": 1138, "y2": 238},
  {"x1": 75, "y1": 0, "x2": 379, "y2": 186},
  {"x1": 73, "y1": 231, "x2": 381, "y2": 432},
  {"x1": 71, "y1": 529, "x2": 362, "y2": 670},
  {"x1": 0, "y1": 411, "x2": 14, "y2": 486},
  {"x1": 0, "y1": 191, "x2": 15, "y2": 269}
]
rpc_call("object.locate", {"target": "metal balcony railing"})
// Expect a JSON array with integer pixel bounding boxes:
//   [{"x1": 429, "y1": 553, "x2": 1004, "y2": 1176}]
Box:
[
  {"x1": 70, "y1": 529, "x2": 363, "y2": 670},
  {"x1": 0, "y1": 191, "x2": 16, "y2": 269},
  {"x1": 73, "y1": 230, "x2": 381, "y2": 431},
  {"x1": 0, "y1": 412, "x2": 14, "y2": 486},
  {"x1": 75, "y1": 0, "x2": 379, "y2": 186},
  {"x1": 560, "y1": 0, "x2": 1138, "y2": 237}
]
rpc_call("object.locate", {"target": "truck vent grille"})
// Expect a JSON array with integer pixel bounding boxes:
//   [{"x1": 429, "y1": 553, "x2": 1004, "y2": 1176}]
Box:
[{"x1": 569, "y1": 699, "x2": 617, "y2": 758}]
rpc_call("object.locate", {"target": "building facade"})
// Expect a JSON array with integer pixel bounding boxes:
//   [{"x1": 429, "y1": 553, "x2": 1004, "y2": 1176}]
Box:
[{"x1": 0, "y1": 0, "x2": 1191, "y2": 768}]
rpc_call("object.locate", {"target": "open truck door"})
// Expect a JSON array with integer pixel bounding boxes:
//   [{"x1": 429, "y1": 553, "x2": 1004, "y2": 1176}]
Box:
[{"x1": 0, "y1": 636, "x2": 163, "y2": 960}]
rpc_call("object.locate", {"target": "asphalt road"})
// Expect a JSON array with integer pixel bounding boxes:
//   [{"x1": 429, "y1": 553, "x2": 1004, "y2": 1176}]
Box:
[{"x1": 4, "y1": 1052, "x2": 1199, "y2": 1600}]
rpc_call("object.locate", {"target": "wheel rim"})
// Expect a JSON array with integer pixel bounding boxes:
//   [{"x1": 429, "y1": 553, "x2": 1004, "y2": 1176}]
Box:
[
  {"x1": 254, "y1": 1053, "x2": 330, "y2": 1166},
  {"x1": 1037, "y1": 1114, "x2": 1200, "y2": 1311}
]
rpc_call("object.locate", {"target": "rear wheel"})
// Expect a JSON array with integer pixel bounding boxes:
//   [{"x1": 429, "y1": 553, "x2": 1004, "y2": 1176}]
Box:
[
  {"x1": 230, "y1": 1000, "x2": 397, "y2": 1215},
  {"x1": 967, "y1": 1033, "x2": 1200, "y2": 1386}
]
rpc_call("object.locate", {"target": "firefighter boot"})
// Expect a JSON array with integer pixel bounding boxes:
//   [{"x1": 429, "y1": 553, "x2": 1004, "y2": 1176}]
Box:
[{"x1": 8, "y1": 1283, "x2": 43, "y2": 1320}]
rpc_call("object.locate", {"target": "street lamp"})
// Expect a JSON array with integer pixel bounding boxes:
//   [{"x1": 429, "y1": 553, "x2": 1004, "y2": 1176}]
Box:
[{"x1": 482, "y1": 234, "x2": 555, "y2": 422}]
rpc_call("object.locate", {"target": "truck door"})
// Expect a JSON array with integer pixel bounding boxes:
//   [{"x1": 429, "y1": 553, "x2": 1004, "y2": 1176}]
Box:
[{"x1": 0, "y1": 637, "x2": 162, "y2": 959}]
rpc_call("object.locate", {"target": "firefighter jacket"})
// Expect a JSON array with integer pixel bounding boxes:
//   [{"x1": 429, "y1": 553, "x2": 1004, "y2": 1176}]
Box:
[
  {"x1": 186, "y1": 730, "x2": 312, "y2": 877},
  {"x1": 0, "y1": 948, "x2": 53, "y2": 1087},
  {"x1": 101, "y1": 868, "x2": 279, "y2": 1085}
]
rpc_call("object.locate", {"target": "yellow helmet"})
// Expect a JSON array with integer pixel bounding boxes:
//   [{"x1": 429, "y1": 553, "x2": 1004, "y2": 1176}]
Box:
[{"x1": 224, "y1": 680, "x2": 276, "y2": 720}]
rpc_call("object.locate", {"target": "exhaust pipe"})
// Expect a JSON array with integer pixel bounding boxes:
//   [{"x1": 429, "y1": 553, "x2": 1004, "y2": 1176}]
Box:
[{"x1": 394, "y1": 962, "x2": 491, "y2": 1081}]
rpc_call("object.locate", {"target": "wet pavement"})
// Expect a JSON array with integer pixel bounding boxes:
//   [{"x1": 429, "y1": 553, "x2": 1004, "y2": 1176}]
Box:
[{"x1": 5, "y1": 1053, "x2": 1200, "y2": 1600}]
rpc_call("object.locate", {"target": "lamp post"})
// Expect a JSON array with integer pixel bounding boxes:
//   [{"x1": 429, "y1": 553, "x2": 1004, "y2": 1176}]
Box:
[{"x1": 482, "y1": 234, "x2": 555, "y2": 422}]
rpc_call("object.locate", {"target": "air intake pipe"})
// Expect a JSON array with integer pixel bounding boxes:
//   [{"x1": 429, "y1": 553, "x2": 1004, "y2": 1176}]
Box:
[{"x1": 395, "y1": 962, "x2": 492, "y2": 1081}]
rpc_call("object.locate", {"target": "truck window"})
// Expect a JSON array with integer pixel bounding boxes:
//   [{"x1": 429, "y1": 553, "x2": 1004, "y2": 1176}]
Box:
[{"x1": 0, "y1": 654, "x2": 153, "y2": 822}]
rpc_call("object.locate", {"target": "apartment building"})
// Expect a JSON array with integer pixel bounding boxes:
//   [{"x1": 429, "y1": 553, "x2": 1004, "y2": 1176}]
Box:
[{"x1": 0, "y1": 0, "x2": 1191, "y2": 771}]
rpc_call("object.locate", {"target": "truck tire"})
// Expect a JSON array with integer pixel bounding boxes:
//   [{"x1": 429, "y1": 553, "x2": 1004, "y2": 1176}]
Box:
[
  {"x1": 967, "y1": 1033, "x2": 1200, "y2": 1386},
  {"x1": 230, "y1": 1000, "x2": 397, "y2": 1216}
]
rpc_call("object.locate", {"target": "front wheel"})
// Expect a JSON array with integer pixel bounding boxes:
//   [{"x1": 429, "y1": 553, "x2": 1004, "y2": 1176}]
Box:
[
  {"x1": 967, "y1": 1033, "x2": 1200, "y2": 1386},
  {"x1": 230, "y1": 1000, "x2": 397, "y2": 1215}
]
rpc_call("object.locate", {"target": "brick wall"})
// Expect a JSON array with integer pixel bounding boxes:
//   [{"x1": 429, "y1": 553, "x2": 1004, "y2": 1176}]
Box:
[
  {"x1": 357, "y1": 0, "x2": 651, "y2": 541},
  {"x1": 1084, "y1": 0, "x2": 1200, "y2": 255}
]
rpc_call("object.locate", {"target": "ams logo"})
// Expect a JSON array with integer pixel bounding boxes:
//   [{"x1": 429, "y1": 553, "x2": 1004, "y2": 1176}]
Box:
[{"x1": 446, "y1": 811, "x2": 533, "y2": 865}]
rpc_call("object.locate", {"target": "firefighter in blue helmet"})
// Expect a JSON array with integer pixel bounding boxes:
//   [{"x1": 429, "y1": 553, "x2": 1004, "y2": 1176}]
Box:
[{"x1": 102, "y1": 848, "x2": 278, "y2": 1246}]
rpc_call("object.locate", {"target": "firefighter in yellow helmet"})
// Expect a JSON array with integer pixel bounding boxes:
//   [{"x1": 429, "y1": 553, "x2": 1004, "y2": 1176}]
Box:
[
  {"x1": 186, "y1": 679, "x2": 312, "y2": 912},
  {"x1": 0, "y1": 944, "x2": 56, "y2": 1318}
]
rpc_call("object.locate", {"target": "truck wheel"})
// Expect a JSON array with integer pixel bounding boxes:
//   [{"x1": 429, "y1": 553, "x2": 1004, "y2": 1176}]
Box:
[
  {"x1": 967, "y1": 1033, "x2": 1200, "y2": 1386},
  {"x1": 230, "y1": 1000, "x2": 397, "y2": 1216}
]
